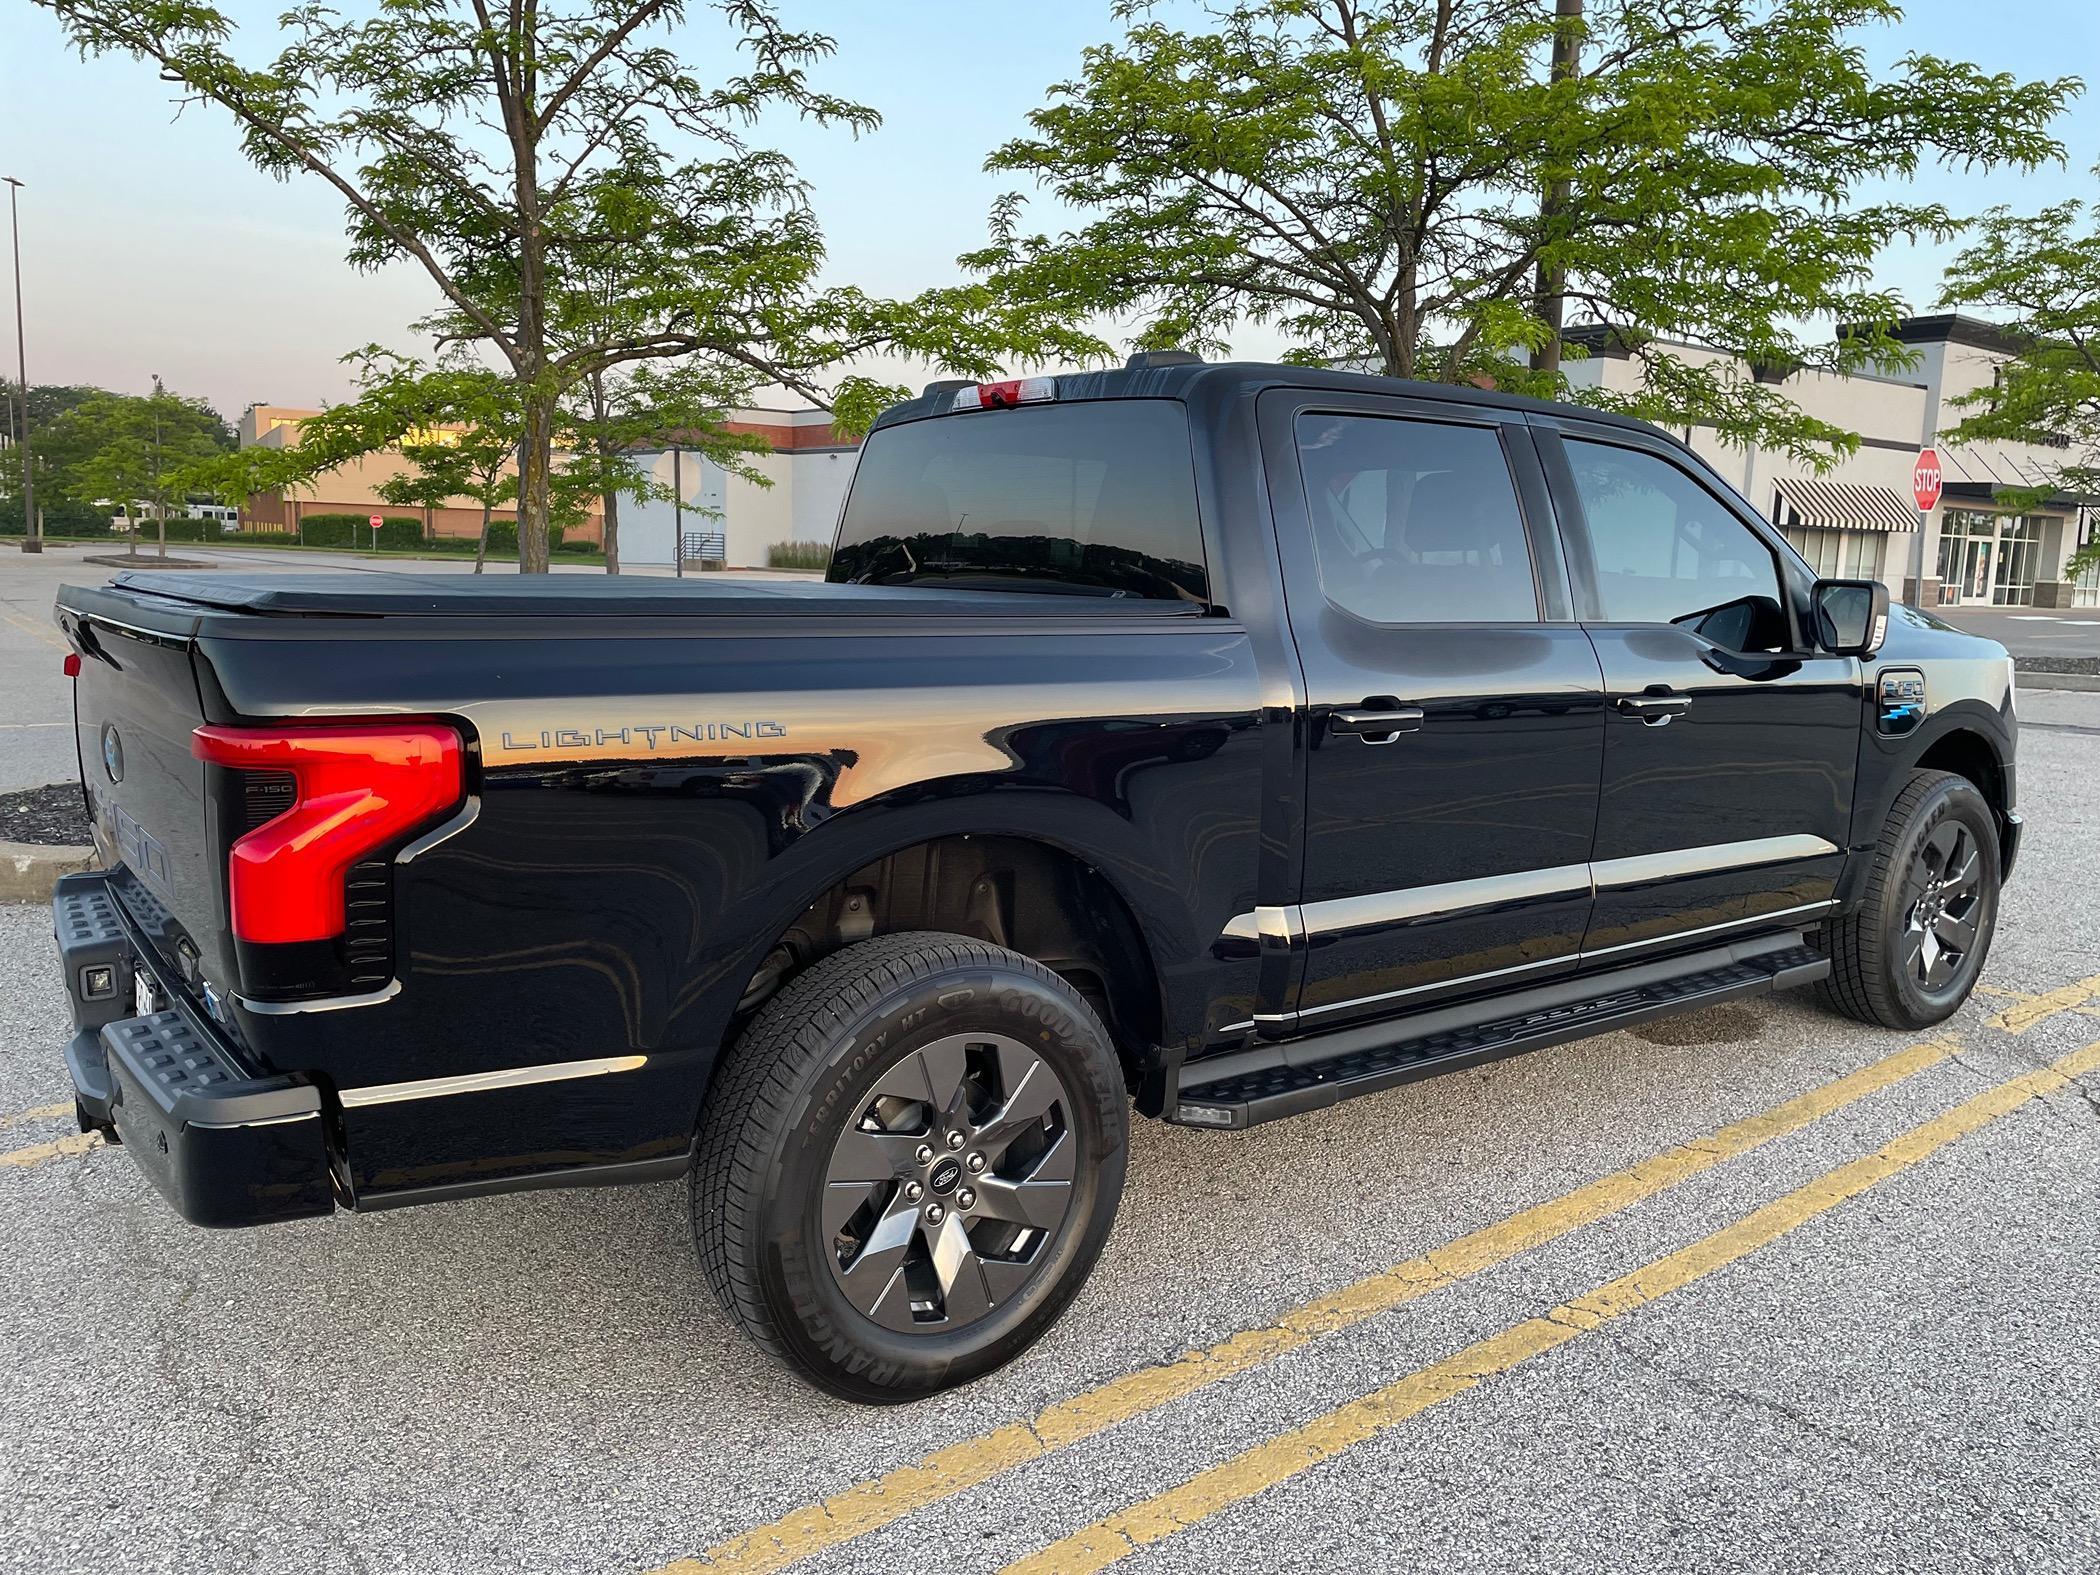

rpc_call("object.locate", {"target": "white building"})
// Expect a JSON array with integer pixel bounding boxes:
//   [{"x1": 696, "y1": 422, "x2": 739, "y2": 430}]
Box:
[
  {"x1": 618, "y1": 407, "x2": 858, "y2": 569},
  {"x1": 1564, "y1": 314, "x2": 2099, "y2": 608}
]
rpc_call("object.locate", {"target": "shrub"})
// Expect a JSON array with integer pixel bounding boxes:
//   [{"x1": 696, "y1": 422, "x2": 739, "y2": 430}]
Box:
[
  {"x1": 766, "y1": 540, "x2": 830, "y2": 571},
  {"x1": 296, "y1": 512, "x2": 361, "y2": 547},
  {"x1": 555, "y1": 539, "x2": 597, "y2": 554},
  {"x1": 376, "y1": 517, "x2": 424, "y2": 550},
  {"x1": 232, "y1": 530, "x2": 301, "y2": 547}
]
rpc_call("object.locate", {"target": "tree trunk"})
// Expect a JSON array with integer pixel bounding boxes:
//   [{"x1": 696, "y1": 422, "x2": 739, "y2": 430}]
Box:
[
  {"x1": 1531, "y1": 0, "x2": 1584, "y2": 377},
  {"x1": 474, "y1": 501, "x2": 491, "y2": 574},
  {"x1": 600, "y1": 484, "x2": 620, "y2": 574},
  {"x1": 156, "y1": 501, "x2": 167, "y2": 560},
  {"x1": 517, "y1": 389, "x2": 554, "y2": 573}
]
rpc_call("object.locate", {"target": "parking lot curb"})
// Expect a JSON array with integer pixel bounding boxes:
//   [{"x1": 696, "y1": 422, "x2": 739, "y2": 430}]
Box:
[
  {"x1": 2018, "y1": 670, "x2": 2100, "y2": 692},
  {"x1": 0, "y1": 840, "x2": 95, "y2": 903}
]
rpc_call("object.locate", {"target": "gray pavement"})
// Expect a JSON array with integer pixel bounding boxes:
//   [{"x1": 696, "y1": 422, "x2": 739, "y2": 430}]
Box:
[
  {"x1": 1932, "y1": 602, "x2": 2100, "y2": 659},
  {"x1": 1, "y1": 545, "x2": 2097, "y2": 1574}
]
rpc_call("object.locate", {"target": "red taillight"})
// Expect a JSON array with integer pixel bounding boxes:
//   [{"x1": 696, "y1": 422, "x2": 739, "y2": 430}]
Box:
[
  {"x1": 63, "y1": 653, "x2": 81, "y2": 677},
  {"x1": 191, "y1": 723, "x2": 463, "y2": 944},
  {"x1": 951, "y1": 376, "x2": 1056, "y2": 412}
]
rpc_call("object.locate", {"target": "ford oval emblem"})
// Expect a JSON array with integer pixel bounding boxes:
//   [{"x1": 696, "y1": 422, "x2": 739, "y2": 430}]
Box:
[{"x1": 102, "y1": 725, "x2": 124, "y2": 783}]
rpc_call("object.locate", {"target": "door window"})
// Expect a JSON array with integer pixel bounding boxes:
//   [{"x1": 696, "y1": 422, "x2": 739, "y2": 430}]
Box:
[
  {"x1": 1565, "y1": 439, "x2": 1787, "y2": 651},
  {"x1": 1295, "y1": 414, "x2": 1539, "y2": 624}
]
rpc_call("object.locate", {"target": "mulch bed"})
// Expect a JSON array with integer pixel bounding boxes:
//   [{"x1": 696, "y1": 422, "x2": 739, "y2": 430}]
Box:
[{"x1": 0, "y1": 783, "x2": 92, "y2": 846}]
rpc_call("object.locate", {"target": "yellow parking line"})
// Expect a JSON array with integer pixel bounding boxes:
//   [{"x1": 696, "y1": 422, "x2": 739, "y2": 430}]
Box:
[
  {"x1": 0, "y1": 1101, "x2": 73, "y2": 1129},
  {"x1": 0, "y1": 603, "x2": 69, "y2": 652},
  {"x1": 655, "y1": 1037, "x2": 1953, "y2": 1575},
  {"x1": 0, "y1": 1131, "x2": 103, "y2": 1170},
  {"x1": 1004, "y1": 1037, "x2": 2100, "y2": 1575},
  {"x1": 1989, "y1": 974, "x2": 2100, "y2": 1034}
]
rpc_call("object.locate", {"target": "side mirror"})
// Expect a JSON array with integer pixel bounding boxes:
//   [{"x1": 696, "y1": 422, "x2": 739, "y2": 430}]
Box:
[{"x1": 1812, "y1": 578, "x2": 1890, "y2": 658}]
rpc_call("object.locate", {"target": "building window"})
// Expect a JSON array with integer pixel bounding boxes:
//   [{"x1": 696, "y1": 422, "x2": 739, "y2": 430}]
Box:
[
  {"x1": 1936, "y1": 508, "x2": 2048, "y2": 606},
  {"x1": 1780, "y1": 526, "x2": 1881, "y2": 581}
]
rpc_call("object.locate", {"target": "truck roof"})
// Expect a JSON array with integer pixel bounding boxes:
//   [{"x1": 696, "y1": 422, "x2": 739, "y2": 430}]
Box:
[{"x1": 869, "y1": 358, "x2": 1675, "y2": 444}]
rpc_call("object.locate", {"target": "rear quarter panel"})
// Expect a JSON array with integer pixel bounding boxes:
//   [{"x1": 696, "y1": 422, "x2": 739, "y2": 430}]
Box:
[{"x1": 198, "y1": 610, "x2": 1264, "y2": 1201}]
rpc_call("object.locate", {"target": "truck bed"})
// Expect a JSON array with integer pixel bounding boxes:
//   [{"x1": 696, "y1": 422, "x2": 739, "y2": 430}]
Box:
[{"x1": 101, "y1": 570, "x2": 1206, "y2": 621}]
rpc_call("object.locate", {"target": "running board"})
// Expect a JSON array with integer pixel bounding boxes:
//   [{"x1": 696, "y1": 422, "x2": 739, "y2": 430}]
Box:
[{"x1": 1169, "y1": 936, "x2": 1829, "y2": 1130}]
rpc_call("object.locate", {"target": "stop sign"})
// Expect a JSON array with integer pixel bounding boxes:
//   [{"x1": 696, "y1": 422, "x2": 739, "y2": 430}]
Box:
[
  {"x1": 368, "y1": 514, "x2": 383, "y2": 529},
  {"x1": 1912, "y1": 449, "x2": 1943, "y2": 512}
]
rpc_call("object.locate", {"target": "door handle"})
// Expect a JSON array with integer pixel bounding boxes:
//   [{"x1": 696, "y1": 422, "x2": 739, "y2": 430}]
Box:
[
  {"x1": 1616, "y1": 694, "x2": 1692, "y2": 726},
  {"x1": 1330, "y1": 706, "x2": 1425, "y2": 744}
]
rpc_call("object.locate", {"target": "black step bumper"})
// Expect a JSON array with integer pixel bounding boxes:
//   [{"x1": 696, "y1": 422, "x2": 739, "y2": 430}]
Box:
[{"x1": 52, "y1": 871, "x2": 337, "y2": 1228}]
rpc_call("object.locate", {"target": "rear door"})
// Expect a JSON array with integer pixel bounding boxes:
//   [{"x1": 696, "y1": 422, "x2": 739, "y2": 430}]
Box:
[
  {"x1": 1257, "y1": 389, "x2": 1607, "y2": 1031},
  {"x1": 1537, "y1": 424, "x2": 1859, "y2": 959}
]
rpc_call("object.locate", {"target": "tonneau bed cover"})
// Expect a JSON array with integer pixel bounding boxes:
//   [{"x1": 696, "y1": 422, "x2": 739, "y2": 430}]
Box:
[{"x1": 98, "y1": 571, "x2": 1205, "y2": 620}]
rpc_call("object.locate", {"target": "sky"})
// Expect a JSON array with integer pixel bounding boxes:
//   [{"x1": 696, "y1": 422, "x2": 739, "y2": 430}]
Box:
[{"x1": 2, "y1": 0, "x2": 2098, "y2": 422}]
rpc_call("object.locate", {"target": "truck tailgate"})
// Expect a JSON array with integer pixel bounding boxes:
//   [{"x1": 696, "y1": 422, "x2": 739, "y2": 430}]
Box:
[{"x1": 57, "y1": 588, "x2": 233, "y2": 995}]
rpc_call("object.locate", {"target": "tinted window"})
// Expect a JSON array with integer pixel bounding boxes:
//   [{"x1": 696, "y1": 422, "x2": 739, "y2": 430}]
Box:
[
  {"x1": 1565, "y1": 439, "x2": 1788, "y2": 651},
  {"x1": 829, "y1": 400, "x2": 1205, "y2": 600},
  {"x1": 1295, "y1": 413, "x2": 1538, "y2": 624}
]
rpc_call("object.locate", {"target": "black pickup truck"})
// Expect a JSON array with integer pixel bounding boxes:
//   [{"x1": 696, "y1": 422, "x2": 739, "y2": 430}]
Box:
[{"x1": 49, "y1": 358, "x2": 2019, "y2": 1399}]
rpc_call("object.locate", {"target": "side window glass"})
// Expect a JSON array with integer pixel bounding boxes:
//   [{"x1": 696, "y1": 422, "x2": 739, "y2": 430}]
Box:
[
  {"x1": 1564, "y1": 439, "x2": 1788, "y2": 652},
  {"x1": 1294, "y1": 413, "x2": 1539, "y2": 625}
]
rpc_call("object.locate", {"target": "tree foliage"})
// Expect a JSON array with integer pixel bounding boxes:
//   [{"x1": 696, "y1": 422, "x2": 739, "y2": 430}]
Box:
[
  {"x1": 39, "y1": 0, "x2": 1096, "y2": 569},
  {"x1": 40, "y1": 386, "x2": 233, "y2": 553},
  {"x1": 969, "y1": 0, "x2": 2077, "y2": 465},
  {"x1": 1938, "y1": 171, "x2": 2100, "y2": 577}
]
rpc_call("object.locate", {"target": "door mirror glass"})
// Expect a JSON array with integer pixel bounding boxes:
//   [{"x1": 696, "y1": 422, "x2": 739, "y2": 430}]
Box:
[{"x1": 1812, "y1": 578, "x2": 1889, "y2": 657}]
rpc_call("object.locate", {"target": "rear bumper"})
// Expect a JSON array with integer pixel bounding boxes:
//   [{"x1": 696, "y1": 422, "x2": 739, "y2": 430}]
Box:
[{"x1": 53, "y1": 871, "x2": 336, "y2": 1228}]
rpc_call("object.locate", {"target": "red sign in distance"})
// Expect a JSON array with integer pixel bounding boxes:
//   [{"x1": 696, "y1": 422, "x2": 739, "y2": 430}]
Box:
[
  {"x1": 1912, "y1": 449, "x2": 1943, "y2": 512},
  {"x1": 368, "y1": 514, "x2": 383, "y2": 529}
]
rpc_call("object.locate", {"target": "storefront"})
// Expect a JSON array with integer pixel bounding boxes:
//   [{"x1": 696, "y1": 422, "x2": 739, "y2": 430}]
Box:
[
  {"x1": 1770, "y1": 477, "x2": 1912, "y2": 587},
  {"x1": 1932, "y1": 508, "x2": 2049, "y2": 607}
]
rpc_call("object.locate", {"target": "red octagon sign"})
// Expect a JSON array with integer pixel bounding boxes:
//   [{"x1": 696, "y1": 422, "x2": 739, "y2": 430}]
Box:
[{"x1": 1912, "y1": 449, "x2": 1943, "y2": 512}]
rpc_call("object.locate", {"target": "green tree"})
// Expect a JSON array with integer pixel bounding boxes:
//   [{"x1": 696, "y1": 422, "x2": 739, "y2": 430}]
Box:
[
  {"x1": 377, "y1": 441, "x2": 474, "y2": 544},
  {"x1": 40, "y1": 0, "x2": 1096, "y2": 571},
  {"x1": 43, "y1": 386, "x2": 232, "y2": 555},
  {"x1": 969, "y1": 0, "x2": 2077, "y2": 465},
  {"x1": 1937, "y1": 170, "x2": 2100, "y2": 577}
]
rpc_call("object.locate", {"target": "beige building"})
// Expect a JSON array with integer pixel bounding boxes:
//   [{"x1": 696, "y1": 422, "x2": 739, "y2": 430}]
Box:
[
  {"x1": 233, "y1": 403, "x2": 858, "y2": 562},
  {"x1": 1563, "y1": 314, "x2": 2099, "y2": 608}
]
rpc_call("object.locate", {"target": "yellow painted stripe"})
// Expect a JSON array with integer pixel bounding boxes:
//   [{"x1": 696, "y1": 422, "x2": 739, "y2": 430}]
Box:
[
  {"x1": 1989, "y1": 973, "x2": 2100, "y2": 1034},
  {"x1": 654, "y1": 1037, "x2": 1952, "y2": 1575},
  {"x1": 0, "y1": 1131, "x2": 103, "y2": 1170},
  {"x1": 1004, "y1": 1037, "x2": 2100, "y2": 1575},
  {"x1": 0, "y1": 1101, "x2": 74, "y2": 1129}
]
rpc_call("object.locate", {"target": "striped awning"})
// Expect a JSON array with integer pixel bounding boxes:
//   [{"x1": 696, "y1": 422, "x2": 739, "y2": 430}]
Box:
[{"x1": 1772, "y1": 478, "x2": 1918, "y2": 532}]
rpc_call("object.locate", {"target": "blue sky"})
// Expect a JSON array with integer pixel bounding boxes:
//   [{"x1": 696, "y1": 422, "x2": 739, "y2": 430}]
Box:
[{"x1": 2, "y1": 0, "x2": 2096, "y2": 419}]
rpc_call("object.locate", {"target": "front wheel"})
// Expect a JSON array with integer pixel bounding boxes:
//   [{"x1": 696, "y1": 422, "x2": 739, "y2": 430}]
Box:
[
  {"x1": 693, "y1": 932, "x2": 1129, "y2": 1402},
  {"x1": 1820, "y1": 769, "x2": 2001, "y2": 1030}
]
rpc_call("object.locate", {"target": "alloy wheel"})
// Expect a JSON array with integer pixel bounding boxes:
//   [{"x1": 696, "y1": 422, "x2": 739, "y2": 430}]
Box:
[
  {"x1": 1901, "y1": 820, "x2": 1984, "y2": 991},
  {"x1": 822, "y1": 1032, "x2": 1076, "y2": 1333}
]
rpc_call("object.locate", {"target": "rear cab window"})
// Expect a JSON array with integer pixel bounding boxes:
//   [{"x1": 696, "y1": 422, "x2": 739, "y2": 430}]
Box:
[{"x1": 828, "y1": 399, "x2": 1208, "y2": 602}]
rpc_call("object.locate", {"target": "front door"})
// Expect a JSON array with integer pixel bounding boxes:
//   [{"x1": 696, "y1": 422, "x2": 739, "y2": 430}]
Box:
[
  {"x1": 1260, "y1": 391, "x2": 1606, "y2": 1032},
  {"x1": 1543, "y1": 428, "x2": 1859, "y2": 959}
]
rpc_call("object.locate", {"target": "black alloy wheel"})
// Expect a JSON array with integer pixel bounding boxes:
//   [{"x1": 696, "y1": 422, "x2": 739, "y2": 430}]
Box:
[
  {"x1": 694, "y1": 932, "x2": 1128, "y2": 1402},
  {"x1": 1821, "y1": 769, "x2": 2001, "y2": 1030}
]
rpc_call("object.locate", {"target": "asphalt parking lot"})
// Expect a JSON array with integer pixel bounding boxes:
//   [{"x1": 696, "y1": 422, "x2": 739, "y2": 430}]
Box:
[{"x1": 3, "y1": 547, "x2": 2098, "y2": 1574}]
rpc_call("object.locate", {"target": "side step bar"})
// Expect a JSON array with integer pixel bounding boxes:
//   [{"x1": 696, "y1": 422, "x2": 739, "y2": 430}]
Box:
[{"x1": 1170, "y1": 934, "x2": 1829, "y2": 1130}]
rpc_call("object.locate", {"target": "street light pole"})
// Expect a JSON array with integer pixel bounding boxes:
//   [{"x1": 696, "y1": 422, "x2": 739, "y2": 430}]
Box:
[{"x1": 4, "y1": 177, "x2": 36, "y2": 555}]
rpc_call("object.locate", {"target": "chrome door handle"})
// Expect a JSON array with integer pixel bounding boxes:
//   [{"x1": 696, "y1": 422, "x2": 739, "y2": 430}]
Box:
[
  {"x1": 1330, "y1": 707, "x2": 1425, "y2": 744},
  {"x1": 1616, "y1": 694, "x2": 1691, "y2": 726}
]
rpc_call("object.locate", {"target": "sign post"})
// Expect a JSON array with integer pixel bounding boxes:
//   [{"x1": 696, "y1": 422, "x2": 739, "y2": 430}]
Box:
[
  {"x1": 368, "y1": 513, "x2": 383, "y2": 552},
  {"x1": 1906, "y1": 447, "x2": 1942, "y2": 605}
]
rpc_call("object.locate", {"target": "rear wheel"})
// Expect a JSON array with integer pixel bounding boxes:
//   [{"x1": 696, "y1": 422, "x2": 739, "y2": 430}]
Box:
[
  {"x1": 1820, "y1": 769, "x2": 2001, "y2": 1030},
  {"x1": 693, "y1": 932, "x2": 1128, "y2": 1402}
]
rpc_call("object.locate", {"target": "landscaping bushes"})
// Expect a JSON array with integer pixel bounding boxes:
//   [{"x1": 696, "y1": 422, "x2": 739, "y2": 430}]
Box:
[{"x1": 766, "y1": 540, "x2": 830, "y2": 570}]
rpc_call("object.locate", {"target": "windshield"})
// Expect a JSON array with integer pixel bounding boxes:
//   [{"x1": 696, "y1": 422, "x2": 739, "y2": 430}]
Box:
[{"x1": 828, "y1": 399, "x2": 1208, "y2": 601}]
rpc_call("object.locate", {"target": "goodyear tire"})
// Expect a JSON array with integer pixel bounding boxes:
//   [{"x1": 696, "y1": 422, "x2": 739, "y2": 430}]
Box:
[
  {"x1": 692, "y1": 932, "x2": 1129, "y2": 1402},
  {"x1": 1820, "y1": 769, "x2": 2002, "y2": 1030}
]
